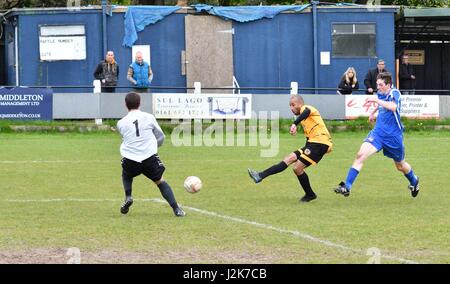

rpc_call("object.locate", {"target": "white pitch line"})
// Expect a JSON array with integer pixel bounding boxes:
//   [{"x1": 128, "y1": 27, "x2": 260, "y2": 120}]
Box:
[
  {"x1": 0, "y1": 158, "x2": 403, "y2": 164},
  {"x1": 5, "y1": 197, "x2": 419, "y2": 264},
  {"x1": 6, "y1": 198, "x2": 120, "y2": 202},
  {"x1": 0, "y1": 160, "x2": 117, "y2": 164},
  {"x1": 146, "y1": 198, "x2": 419, "y2": 264},
  {"x1": 0, "y1": 159, "x2": 281, "y2": 163},
  {"x1": 0, "y1": 160, "x2": 284, "y2": 165}
]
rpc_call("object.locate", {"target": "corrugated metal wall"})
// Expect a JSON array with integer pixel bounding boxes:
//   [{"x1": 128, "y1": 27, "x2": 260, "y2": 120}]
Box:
[
  {"x1": 4, "y1": 21, "x2": 16, "y2": 86},
  {"x1": 19, "y1": 11, "x2": 102, "y2": 91},
  {"x1": 317, "y1": 9, "x2": 396, "y2": 93},
  {"x1": 107, "y1": 12, "x2": 186, "y2": 92},
  {"x1": 233, "y1": 14, "x2": 314, "y2": 94},
  {"x1": 0, "y1": 23, "x2": 5, "y2": 85},
  {"x1": 2, "y1": 7, "x2": 397, "y2": 94}
]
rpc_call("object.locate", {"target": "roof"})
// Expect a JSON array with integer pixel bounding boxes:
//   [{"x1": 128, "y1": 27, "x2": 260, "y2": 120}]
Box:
[
  {"x1": 397, "y1": 7, "x2": 450, "y2": 41},
  {"x1": 2, "y1": 4, "x2": 399, "y2": 18},
  {"x1": 2, "y1": 6, "x2": 102, "y2": 18},
  {"x1": 402, "y1": 7, "x2": 450, "y2": 19}
]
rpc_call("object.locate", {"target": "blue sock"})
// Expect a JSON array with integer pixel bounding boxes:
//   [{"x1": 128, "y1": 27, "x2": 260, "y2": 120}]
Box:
[
  {"x1": 345, "y1": 167, "x2": 360, "y2": 190},
  {"x1": 404, "y1": 169, "x2": 418, "y2": 186}
]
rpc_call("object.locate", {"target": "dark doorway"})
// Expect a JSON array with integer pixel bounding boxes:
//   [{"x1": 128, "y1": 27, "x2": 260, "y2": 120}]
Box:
[
  {"x1": 396, "y1": 8, "x2": 450, "y2": 95},
  {"x1": 399, "y1": 42, "x2": 450, "y2": 94}
]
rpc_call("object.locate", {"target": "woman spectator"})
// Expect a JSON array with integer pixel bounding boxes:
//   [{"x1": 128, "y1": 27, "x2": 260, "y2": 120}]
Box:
[{"x1": 337, "y1": 67, "x2": 359, "y2": 95}]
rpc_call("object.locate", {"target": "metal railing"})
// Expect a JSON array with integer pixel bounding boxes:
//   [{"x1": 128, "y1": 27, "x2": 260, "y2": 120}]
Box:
[{"x1": 1, "y1": 85, "x2": 450, "y2": 94}]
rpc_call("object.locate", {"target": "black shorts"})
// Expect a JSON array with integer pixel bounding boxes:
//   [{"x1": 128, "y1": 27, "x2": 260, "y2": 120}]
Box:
[
  {"x1": 294, "y1": 142, "x2": 330, "y2": 167},
  {"x1": 121, "y1": 154, "x2": 165, "y2": 182}
]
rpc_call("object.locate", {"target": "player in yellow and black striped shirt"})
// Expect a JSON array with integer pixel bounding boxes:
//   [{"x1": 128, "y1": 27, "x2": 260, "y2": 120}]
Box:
[{"x1": 248, "y1": 95, "x2": 332, "y2": 202}]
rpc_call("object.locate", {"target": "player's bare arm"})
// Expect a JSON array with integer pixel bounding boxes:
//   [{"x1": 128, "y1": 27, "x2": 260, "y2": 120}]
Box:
[
  {"x1": 367, "y1": 96, "x2": 397, "y2": 112},
  {"x1": 368, "y1": 101, "x2": 379, "y2": 123}
]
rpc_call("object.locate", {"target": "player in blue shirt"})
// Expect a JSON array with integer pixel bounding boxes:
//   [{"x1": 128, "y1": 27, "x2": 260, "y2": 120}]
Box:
[{"x1": 334, "y1": 72, "x2": 420, "y2": 197}]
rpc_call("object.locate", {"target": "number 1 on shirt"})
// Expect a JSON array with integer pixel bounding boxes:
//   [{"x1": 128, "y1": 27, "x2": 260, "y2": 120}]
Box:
[{"x1": 133, "y1": 120, "x2": 140, "y2": 137}]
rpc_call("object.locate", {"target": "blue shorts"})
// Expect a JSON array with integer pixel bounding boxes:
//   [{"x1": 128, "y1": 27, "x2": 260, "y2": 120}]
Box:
[{"x1": 364, "y1": 130, "x2": 405, "y2": 162}]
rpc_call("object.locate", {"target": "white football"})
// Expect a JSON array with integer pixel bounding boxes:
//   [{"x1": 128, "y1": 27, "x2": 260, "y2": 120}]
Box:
[{"x1": 184, "y1": 176, "x2": 202, "y2": 193}]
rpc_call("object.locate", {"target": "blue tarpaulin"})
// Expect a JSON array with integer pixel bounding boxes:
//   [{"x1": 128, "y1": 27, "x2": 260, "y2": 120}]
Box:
[
  {"x1": 123, "y1": 6, "x2": 181, "y2": 47},
  {"x1": 192, "y1": 4, "x2": 311, "y2": 22},
  {"x1": 106, "y1": 4, "x2": 118, "y2": 16},
  {"x1": 122, "y1": 5, "x2": 313, "y2": 47}
]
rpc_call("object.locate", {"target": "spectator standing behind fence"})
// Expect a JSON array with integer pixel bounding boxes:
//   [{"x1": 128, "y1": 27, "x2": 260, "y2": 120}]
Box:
[
  {"x1": 337, "y1": 67, "x2": 359, "y2": 95},
  {"x1": 399, "y1": 54, "x2": 416, "y2": 95},
  {"x1": 127, "y1": 51, "x2": 153, "y2": 93},
  {"x1": 93, "y1": 51, "x2": 119, "y2": 93},
  {"x1": 364, "y1": 59, "x2": 387, "y2": 94}
]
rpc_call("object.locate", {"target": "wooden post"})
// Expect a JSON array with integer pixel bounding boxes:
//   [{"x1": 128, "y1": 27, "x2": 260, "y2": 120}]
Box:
[{"x1": 396, "y1": 58, "x2": 399, "y2": 89}]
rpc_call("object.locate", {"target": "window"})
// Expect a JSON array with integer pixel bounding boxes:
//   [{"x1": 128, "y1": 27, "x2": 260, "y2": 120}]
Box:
[{"x1": 332, "y1": 23, "x2": 376, "y2": 57}]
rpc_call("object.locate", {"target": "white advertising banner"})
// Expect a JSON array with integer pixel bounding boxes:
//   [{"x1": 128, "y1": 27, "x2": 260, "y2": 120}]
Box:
[
  {"x1": 345, "y1": 95, "x2": 439, "y2": 119},
  {"x1": 152, "y1": 93, "x2": 252, "y2": 119}
]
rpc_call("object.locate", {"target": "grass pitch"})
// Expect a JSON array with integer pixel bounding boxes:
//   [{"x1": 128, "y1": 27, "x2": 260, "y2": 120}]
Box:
[{"x1": 0, "y1": 131, "x2": 449, "y2": 263}]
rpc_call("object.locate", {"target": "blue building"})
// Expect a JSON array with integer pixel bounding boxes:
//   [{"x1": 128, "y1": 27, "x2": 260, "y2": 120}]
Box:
[{"x1": 1, "y1": 4, "x2": 398, "y2": 94}]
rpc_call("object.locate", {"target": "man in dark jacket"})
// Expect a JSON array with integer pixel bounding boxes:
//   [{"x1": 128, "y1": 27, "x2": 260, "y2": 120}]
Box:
[
  {"x1": 364, "y1": 59, "x2": 387, "y2": 94},
  {"x1": 94, "y1": 51, "x2": 119, "y2": 93},
  {"x1": 399, "y1": 54, "x2": 416, "y2": 95}
]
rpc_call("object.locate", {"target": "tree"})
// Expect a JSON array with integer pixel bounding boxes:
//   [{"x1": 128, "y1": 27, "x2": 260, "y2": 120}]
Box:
[
  {"x1": 342, "y1": 0, "x2": 449, "y2": 7},
  {"x1": 0, "y1": 0, "x2": 132, "y2": 10},
  {"x1": 1, "y1": 0, "x2": 93, "y2": 9},
  {"x1": 1, "y1": 0, "x2": 22, "y2": 9},
  {"x1": 132, "y1": 0, "x2": 166, "y2": 5}
]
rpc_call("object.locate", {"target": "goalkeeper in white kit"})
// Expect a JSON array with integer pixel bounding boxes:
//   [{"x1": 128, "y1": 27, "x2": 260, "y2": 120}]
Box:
[{"x1": 117, "y1": 92, "x2": 185, "y2": 217}]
